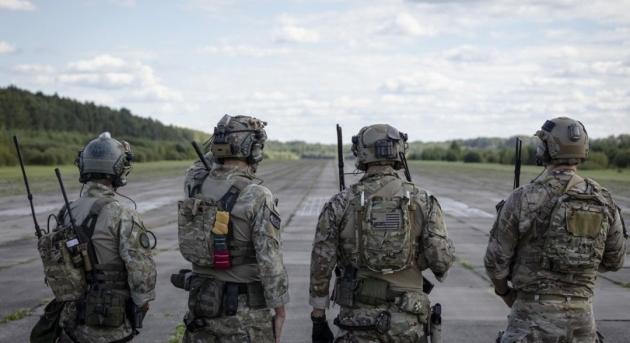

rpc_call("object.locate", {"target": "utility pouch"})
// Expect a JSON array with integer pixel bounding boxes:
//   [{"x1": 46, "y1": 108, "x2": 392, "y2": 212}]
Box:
[
  {"x1": 38, "y1": 229, "x2": 87, "y2": 302},
  {"x1": 356, "y1": 278, "x2": 390, "y2": 306},
  {"x1": 224, "y1": 283, "x2": 239, "y2": 316},
  {"x1": 188, "y1": 276, "x2": 224, "y2": 319},
  {"x1": 397, "y1": 292, "x2": 430, "y2": 323},
  {"x1": 84, "y1": 288, "x2": 127, "y2": 328},
  {"x1": 178, "y1": 198, "x2": 216, "y2": 267},
  {"x1": 246, "y1": 282, "x2": 266, "y2": 309}
]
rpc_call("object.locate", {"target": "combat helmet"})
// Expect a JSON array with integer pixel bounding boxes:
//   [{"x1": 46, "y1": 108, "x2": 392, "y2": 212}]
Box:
[
  {"x1": 351, "y1": 124, "x2": 408, "y2": 171},
  {"x1": 210, "y1": 114, "x2": 267, "y2": 165},
  {"x1": 534, "y1": 116, "x2": 589, "y2": 166},
  {"x1": 76, "y1": 132, "x2": 133, "y2": 188}
]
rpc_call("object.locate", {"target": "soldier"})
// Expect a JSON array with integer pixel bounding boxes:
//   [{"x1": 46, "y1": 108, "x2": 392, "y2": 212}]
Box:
[
  {"x1": 37, "y1": 132, "x2": 157, "y2": 342},
  {"x1": 309, "y1": 124, "x2": 455, "y2": 342},
  {"x1": 174, "y1": 115, "x2": 289, "y2": 343},
  {"x1": 484, "y1": 117, "x2": 627, "y2": 343}
]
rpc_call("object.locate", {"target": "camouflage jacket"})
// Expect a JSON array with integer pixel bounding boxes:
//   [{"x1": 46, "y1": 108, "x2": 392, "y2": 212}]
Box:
[
  {"x1": 309, "y1": 166, "x2": 455, "y2": 309},
  {"x1": 59, "y1": 182, "x2": 156, "y2": 340},
  {"x1": 484, "y1": 170, "x2": 626, "y2": 297},
  {"x1": 190, "y1": 164, "x2": 290, "y2": 309}
]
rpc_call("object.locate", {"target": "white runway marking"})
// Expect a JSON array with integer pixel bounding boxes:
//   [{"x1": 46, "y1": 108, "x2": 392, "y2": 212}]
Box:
[{"x1": 440, "y1": 197, "x2": 494, "y2": 218}]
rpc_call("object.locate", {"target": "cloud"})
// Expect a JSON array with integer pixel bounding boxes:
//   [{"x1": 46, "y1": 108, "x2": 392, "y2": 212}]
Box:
[
  {"x1": 377, "y1": 12, "x2": 436, "y2": 37},
  {"x1": 0, "y1": 41, "x2": 15, "y2": 54},
  {"x1": 273, "y1": 16, "x2": 320, "y2": 44},
  {"x1": 200, "y1": 44, "x2": 290, "y2": 57},
  {"x1": 443, "y1": 45, "x2": 496, "y2": 63},
  {"x1": 0, "y1": 0, "x2": 35, "y2": 10}
]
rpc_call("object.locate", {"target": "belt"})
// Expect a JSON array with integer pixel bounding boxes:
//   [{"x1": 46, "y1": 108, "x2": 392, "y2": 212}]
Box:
[{"x1": 517, "y1": 292, "x2": 590, "y2": 303}]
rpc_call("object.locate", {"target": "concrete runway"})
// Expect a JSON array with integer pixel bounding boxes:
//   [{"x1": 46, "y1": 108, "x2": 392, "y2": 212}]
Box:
[{"x1": 0, "y1": 160, "x2": 628, "y2": 342}]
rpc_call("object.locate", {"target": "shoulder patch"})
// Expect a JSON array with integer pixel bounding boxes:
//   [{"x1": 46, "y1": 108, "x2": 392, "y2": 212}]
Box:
[{"x1": 269, "y1": 208, "x2": 281, "y2": 230}]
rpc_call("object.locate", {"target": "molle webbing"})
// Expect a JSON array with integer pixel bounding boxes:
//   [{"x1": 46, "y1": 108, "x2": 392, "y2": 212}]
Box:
[{"x1": 93, "y1": 264, "x2": 128, "y2": 290}]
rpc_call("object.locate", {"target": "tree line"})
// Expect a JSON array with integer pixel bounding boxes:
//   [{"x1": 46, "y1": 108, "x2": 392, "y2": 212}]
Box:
[{"x1": 1, "y1": 86, "x2": 628, "y2": 169}]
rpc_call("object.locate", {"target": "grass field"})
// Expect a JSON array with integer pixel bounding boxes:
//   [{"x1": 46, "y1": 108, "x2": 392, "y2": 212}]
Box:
[{"x1": 0, "y1": 160, "x2": 193, "y2": 196}]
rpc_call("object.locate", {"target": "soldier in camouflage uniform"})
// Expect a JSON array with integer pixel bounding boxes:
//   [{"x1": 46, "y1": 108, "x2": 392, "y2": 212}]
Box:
[
  {"x1": 309, "y1": 124, "x2": 455, "y2": 342},
  {"x1": 175, "y1": 115, "x2": 289, "y2": 343},
  {"x1": 50, "y1": 132, "x2": 157, "y2": 342},
  {"x1": 484, "y1": 117, "x2": 627, "y2": 343}
]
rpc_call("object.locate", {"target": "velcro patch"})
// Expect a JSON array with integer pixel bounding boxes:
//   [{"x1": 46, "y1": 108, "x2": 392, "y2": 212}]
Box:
[{"x1": 269, "y1": 210, "x2": 281, "y2": 230}]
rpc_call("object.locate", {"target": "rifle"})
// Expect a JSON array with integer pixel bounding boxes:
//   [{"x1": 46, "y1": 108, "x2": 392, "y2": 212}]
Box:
[
  {"x1": 398, "y1": 151, "x2": 435, "y2": 294},
  {"x1": 13, "y1": 136, "x2": 43, "y2": 238},
  {"x1": 336, "y1": 124, "x2": 345, "y2": 191},
  {"x1": 429, "y1": 303, "x2": 442, "y2": 343},
  {"x1": 192, "y1": 141, "x2": 212, "y2": 171},
  {"x1": 54, "y1": 168, "x2": 94, "y2": 273},
  {"x1": 513, "y1": 138, "x2": 522, "y2": 189}
]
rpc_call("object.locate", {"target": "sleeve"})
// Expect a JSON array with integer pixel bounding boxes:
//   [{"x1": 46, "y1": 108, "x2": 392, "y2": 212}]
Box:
[
  {"x1": 416, "y1": 194, "x2": 455, "y2": 282},
  {"x1": 118, "y1": 209, "x2": 157, "y2": 306},
  {"x1": 484, "y1": 190, "x2": 522, "y2": 280},
  {"x1": 600, "y1": 206, "x2": 627, "y2": 272},
  {"x1": 251, "y1": 189, "x2": 290, "y2": 309},
  {"x1": 309, "y1": 194, "x2": 343, "y2": 309}
]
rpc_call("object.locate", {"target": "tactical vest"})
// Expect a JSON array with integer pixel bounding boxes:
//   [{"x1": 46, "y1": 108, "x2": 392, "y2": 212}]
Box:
[
  {"x1": 178, "y1": 178, "x2": 257, "y2": 269},
  {"x1": 541, "y1": 175, "x2": 610, "y2": 274},
  {"x1": 342, "y1": 178, "x2": 417, "y2": 274}
]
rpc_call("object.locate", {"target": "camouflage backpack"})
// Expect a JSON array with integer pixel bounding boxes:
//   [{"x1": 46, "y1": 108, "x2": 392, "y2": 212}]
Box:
[
  {"x1": 542, "y1": 175, "x2": 610, "y2": 273},
  {"x1": 178, "y1": 179, "x2": 255, "y2": 269},
  {"x1": 38, "y1": 198, "x2": 116, "y2": 301},
  {"x1": 351, "y1": 179, "x2": 416, "y2": 274}
]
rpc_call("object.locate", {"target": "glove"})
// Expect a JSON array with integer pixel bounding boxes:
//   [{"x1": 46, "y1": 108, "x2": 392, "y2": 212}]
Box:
[{"x1": 312, "y1": 314, "x2": 334, "y2": 343}]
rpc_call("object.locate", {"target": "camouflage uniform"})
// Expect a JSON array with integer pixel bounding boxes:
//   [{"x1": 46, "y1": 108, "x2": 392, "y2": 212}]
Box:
[
  {"x1": 58, "y1": 182, "x2": 157, "y2": 342},
  {"x1": 310, "y1": 165, "x2": 455, "y2": 342},
  {"x1": 485, "y1": 170, "x2": 626, "y2": 343},
  {"x1": 181, "y1": 164, "x2": 289, "y2": 343}
]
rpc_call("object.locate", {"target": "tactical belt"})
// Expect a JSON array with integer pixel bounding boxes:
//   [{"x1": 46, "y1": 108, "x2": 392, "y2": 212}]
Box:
[
  {"x1": 517, "y1": 292, "x2": 590, "y2": 303},
  {"x1": 333, "y1": 311, "x2": 391, "y2": 334}
]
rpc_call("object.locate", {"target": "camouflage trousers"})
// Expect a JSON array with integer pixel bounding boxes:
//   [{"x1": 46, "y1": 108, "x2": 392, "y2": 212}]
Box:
[
  {"x1": 183, "y1": 295, "x2": 275, "y2": 343},
  {"x1": 57, "y1": 301, "x2": 135, "y2": 343},
  {"x1": 501, "y1": 296, "x2": 596, "y2": 343},
  {"x1": 334, "y1": 303, "x2": 428, "y2": 343}
]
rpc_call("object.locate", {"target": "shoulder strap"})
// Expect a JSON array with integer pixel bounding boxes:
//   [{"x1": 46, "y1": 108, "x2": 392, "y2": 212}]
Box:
[{"x1": 219, "y1": 179, "x2": 250, "y2": 211}]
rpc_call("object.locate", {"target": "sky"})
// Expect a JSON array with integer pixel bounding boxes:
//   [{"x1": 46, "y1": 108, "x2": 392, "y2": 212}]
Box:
[{"x1": 1, "y1": 0, "x2": 629, "y2": 143}]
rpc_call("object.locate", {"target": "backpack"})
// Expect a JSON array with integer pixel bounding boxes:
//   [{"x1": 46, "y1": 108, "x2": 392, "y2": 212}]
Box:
[
  {"x1": 542, "y1": 175, "x2": 610, "y2": 273},
  {"x1": 353, "y1": 180, "x2": 416, "y2": 274},
  {"x1": 38, "y1": 198, "x2": 116, "y2": 302}
]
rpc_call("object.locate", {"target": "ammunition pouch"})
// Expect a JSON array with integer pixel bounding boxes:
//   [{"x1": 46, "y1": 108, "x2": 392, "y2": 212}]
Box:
[
  {"x1": 334, "y1": 311, "x2": 391, "y2": 335},
  {"x1": 188, "y1": 275, "x2": 225, "y2": 319}
]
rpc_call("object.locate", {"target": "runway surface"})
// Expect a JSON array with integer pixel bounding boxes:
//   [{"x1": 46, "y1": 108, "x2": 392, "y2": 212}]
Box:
[{"x1": 0, "y1": 160, "x2": 628, "y2": 342}]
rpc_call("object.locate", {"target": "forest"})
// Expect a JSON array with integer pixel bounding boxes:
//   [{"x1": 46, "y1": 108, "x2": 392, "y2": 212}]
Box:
[{"x1": 1, "y1": 86, "x2": 629, "y2": 169}]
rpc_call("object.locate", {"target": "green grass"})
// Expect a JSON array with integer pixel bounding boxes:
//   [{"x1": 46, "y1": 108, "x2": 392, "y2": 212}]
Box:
[
  {"x1": 167, "y1": 322, "x2": 186, "y2": 343},
  {"x1": 0, "y1": 160, "x2": 193, "y2": 197},
  {"x1": 0, "y1": 308, "x2": 31, "y2": 325}
]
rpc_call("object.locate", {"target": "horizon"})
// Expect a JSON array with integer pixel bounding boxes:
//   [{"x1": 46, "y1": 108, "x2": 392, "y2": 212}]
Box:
[{"x1": 1, "y1": 0, "x2": 629, "y2": 143}]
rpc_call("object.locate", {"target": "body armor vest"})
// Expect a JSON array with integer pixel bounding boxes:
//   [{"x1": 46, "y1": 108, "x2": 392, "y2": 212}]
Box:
[{"x1": 178, "y1": 177, "x2": 257, "y2": 269}]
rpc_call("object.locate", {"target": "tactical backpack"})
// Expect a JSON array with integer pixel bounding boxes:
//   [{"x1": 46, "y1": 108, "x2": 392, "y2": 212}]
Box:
[
  {"x1": 38, "y1": 198, "x2": 116, "y2": 301},
  {"x1": 542, "y1": 175, "x2": 610, "y2": 273},
  {"x1": 178, "y1": 179, "x2": 257, "y2": 269},
  {"x1": 351, "y1": 179, "x2": 416, "y2": 274}
]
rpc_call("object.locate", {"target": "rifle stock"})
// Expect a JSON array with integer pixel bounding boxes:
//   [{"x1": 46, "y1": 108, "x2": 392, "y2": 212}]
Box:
[{"x1": 13, "y1": 136, "x2": 42, "y2": 238}]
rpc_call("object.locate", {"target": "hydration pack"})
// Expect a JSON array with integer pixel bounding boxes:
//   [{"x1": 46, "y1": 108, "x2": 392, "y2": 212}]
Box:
[
  {"x1": 352, "y1": 180, "x2": 416, "y2": 274},
  {"x1": 542, "y1": 175, "x2": 610, "y2": 273},
  {"x1": 38, "y1": 198, "x2": 115, "y2": 302},
  {"x1": 178, "y1": 180, "x2": 256, "y2": 269}
]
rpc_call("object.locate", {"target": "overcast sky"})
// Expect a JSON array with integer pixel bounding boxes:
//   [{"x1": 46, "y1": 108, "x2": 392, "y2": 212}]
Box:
[{"x1": 1, "y1": 0, "x2": 629, "y2": 143}]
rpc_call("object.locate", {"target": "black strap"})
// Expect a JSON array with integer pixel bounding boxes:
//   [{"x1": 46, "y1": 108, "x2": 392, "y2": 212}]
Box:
[{"x1": 80, "y1": 197, "x2": 116, "y2": 284}]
